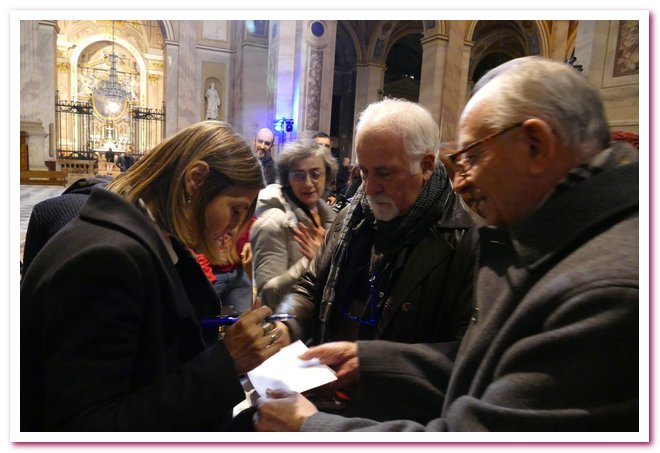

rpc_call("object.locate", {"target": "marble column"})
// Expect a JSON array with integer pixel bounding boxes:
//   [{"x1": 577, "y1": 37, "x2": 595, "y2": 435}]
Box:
[
  {"x1": 350, "y1": 63, "x2": 385, "y2": 153},
  {"x1": 268, "y1": 20, "x2": 299, "y2": 152},
  {"x1": 574, "y1": 20, "x2": 603, "y2": 80},
  {"x1": 163, "y1": 40, "x2": 180, "y2": 137},
  {"x1": 265, "y1": 20, "x2": 337, "y2": 156},
  {"x1": 353, "y1": 63, "x2": 386, "y2": 123},
  {"x1": 176, "y1": 21, "x2": 198, "y2": 131},
  {"x1": 418, "y1": 32, "x2": 449, "y2": 129},
  {"x1": 299, "y1": 20, "x2": 337, "y2": 137},
  {"x1": 20, "y1": 20, "x2": 58, "y2": 170},
  {"x1": 549, "y1": 20, "x2": 570, "y2": 61},
  {"x1": 163, "y1": 21, "x2": 198, "y2": 135},
  {"x1": 233, "y1": 23, "x2": 268, "y2": 139},
  {"x1": 438, "y1": 21, "x2": 469, "y2": 142}
]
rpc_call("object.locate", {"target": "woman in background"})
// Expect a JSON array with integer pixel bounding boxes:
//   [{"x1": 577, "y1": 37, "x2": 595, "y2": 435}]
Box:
[{"x1": 251, "y1": 139, "x2": 337, "y2": 308}]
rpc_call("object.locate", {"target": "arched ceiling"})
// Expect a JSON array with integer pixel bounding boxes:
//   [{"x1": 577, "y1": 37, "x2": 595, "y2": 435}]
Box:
[
  {"x1": 468, "y1": 20, "x2": 541, "y2": 83},
  {"x1": 57, "y1": 20, "x2": 164, "y2": 54}
]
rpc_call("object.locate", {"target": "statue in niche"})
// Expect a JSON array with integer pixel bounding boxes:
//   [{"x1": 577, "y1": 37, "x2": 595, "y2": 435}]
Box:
[
  {"x1": 78, "y1": 72, "x2": 94, "y2": 98},
  {"x1": 205, "y1": 83, "x2": 221, "y2": 120}
]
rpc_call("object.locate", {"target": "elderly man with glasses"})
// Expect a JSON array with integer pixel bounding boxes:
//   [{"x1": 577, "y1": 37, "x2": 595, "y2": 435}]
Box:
[{"x1": 254, "y1": 57, "x2": 639, "y2": 432}]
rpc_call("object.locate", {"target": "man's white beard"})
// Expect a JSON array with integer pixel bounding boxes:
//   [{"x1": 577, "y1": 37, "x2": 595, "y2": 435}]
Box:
[{"x1": 367, "y1": 194, "x2": 400, "y2": 221}]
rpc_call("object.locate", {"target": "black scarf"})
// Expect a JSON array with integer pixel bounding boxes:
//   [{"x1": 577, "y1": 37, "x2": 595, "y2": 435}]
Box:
[{"x1": 318, "y1": 162, "x2": 453, "y2": 332}]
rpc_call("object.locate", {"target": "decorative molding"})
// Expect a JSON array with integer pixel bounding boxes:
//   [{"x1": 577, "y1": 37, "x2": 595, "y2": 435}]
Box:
[
  {"x1": 57, "y1": 62, "x2": 70, "y2": 72},
  {"x1": 148, "y1": 73, "x2": 161, "y2": 83},
  {"x1": 609, "y1": 119, "x2": 639, "y2": 127},
  {"x1": 240, "y1": 41, "x2": 269, "y2": 51},
  {"x1": 196, "y1": 45, "x2": 234, "y2": 54},
  {"x1": 420, "y1": 34, "x2": 449, "y2": 46}
]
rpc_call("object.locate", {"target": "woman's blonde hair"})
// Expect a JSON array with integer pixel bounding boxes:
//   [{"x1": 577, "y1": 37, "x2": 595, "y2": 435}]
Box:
[{"x1": 107, "y1": 121, "x2": 264, "y2": 262}]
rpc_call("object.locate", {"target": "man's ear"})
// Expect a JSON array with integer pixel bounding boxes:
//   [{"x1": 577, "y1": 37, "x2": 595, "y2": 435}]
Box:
[
  {"x1": 521, "y1": 119, "x2": 556, "y2": 176},
  {"x1": 185, "y1": 160, "x2": 210, "y2": 198},
  {"x1": 420, "y1": 153, "x2": 436, "y2": 181}
]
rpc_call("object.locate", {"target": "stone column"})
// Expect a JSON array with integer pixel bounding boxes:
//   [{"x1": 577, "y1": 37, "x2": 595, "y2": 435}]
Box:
[
  {"x1": 163, "y1": 40, "x2": 179, "y2": 137},
  {"x1": 299, "y1": 20, "x2": 337, "y2": 137},
  {"x1": 353, "y1": 63, "x2": 386, "y2": 122},
  {"x1": 549, "y1": 20, "x2": 570, "y2": 61},
  {"x1": 267, "y1": 20, "x2": 299, "y2": 155},
  {"x1": 438, "y1": 21, "x2": 469, "y2": 142},
  {"x1": 175, "y1": 21, "x2": 197, "y2": 131},
  {"x1": 350, "y1": 63, "x2": 385, "y2": 153},
  {"x1": 574, "y1": 20, "x2": 604, "y2": 80},
  {"x1": 20, "y1": 20, "x2": 58, "y2": 169},
  {"x1": 418, "y1": 32, "x2": 449, "y2": 128},
  {"x1": 232, "y1": 20, "x2": 269, "y2": 140},
  {"x1": 458, "y1": 39, "x2": 474, "y2": 116},
  {"x1": 163, "y1": 21, "x2": 198, "y2": 135}
]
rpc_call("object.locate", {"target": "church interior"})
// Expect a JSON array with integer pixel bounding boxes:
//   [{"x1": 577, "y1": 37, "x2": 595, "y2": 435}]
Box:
[
  {"x1": 19, "y1": 18, "x2": 640, "y2": 255},
  {"x1": 12, "y1": 16, "x2": 646, "y2": 439}
]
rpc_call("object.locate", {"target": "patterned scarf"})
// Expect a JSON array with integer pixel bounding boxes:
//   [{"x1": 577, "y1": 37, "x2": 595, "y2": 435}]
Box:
[{"x1": 318, "y1": 162, "x2": 452, "y2": 329}]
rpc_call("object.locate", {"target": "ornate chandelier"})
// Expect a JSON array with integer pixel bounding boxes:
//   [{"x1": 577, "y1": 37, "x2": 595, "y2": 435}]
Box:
[{"x1": 94, "y1": 20, "x2": 130, "y2": 114}]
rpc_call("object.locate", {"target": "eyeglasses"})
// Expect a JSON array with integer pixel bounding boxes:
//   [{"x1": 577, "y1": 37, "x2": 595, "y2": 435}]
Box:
[
  {"x1": 290, "y1": 168, "x2": 325, "y2": 182},
  {"x1": 341, "y1": 272, "x2": 379, "y2": 327},
  {"x1": 448, "y1": 122, "x2": 524, "y2": 175}
]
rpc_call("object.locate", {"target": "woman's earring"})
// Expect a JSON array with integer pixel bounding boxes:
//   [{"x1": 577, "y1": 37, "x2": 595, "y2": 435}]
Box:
[{"x1": 186, "y1": 194, "x2": 192, "y2": 204}]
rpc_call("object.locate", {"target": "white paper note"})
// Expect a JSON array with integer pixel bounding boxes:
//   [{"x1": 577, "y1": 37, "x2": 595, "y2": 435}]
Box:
[{"x1": 247, "y1": 340, "x2": 337, "y2": 398}]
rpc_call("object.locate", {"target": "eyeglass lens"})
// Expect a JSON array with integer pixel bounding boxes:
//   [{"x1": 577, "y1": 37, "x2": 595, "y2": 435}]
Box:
[{"x1": 291, "y1": 168, "x2": 324, "y2": 182}]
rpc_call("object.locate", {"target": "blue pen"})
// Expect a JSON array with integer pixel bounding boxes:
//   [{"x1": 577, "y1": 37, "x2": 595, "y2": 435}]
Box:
[
  {"x1": 200, "y1": 313, "x2": 296, "y2": 328},
  {"x1": 200, "y1": 316, "x2": 240, "y2": 328}
]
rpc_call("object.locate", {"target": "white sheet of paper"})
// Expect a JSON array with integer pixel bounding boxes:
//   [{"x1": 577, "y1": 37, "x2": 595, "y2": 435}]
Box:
[{"x1": 247, "y1": 340, "x2": 337, "y2": 398}]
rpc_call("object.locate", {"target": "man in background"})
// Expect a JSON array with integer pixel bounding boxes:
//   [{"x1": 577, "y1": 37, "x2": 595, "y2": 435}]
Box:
[
  {"x1": 312, "y1": 131, "x2": 332, "y2": 150},
  {"x1": 254, "y1": 128, "x2": 277, "y2": 184}
]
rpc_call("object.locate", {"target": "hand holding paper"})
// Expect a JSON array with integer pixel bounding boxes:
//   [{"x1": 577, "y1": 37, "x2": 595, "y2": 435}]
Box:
[{"x1": 247, "y1": 340, "x2": 337, "y2": 398}]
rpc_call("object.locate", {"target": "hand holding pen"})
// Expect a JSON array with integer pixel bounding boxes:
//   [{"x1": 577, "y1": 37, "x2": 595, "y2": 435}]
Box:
[
  {"x1": 221, "y1": 306, "x2": 286, "y2": 375},
  {"x1": 200, "y1": 313, "x2": 296, "y2": 328}
]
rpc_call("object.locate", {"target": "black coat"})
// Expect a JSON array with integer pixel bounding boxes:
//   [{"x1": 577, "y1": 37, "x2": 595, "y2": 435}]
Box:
[
  {"x1": 260, "y1": 155, "x2": 277, "y2": 185},
  {"x1": 22, "y1": 176, "x2": 111, "y2": 276},
  {"x1": 278, "y1": 190, "x2": 483, "y2": 345},
  {"x1": 21, "y1": 187, "x2": 244, "y2": 431}
]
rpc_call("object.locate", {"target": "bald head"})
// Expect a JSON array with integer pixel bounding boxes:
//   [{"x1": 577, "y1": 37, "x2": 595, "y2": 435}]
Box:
[{"x1": 254, "y1": 128, "x2": 275, "y2": 158}]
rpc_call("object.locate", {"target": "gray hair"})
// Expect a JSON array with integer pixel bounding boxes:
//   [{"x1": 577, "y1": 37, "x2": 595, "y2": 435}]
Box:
[
  {"x1": 277, "y1": 139, "x2": 338, "y2": 189},
  {"x1": 355, "y1": 98, "x2": 439, "y2": 174},
  {"x1": 465, "y1": 56, "x2": 610, "y2": 161}
]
